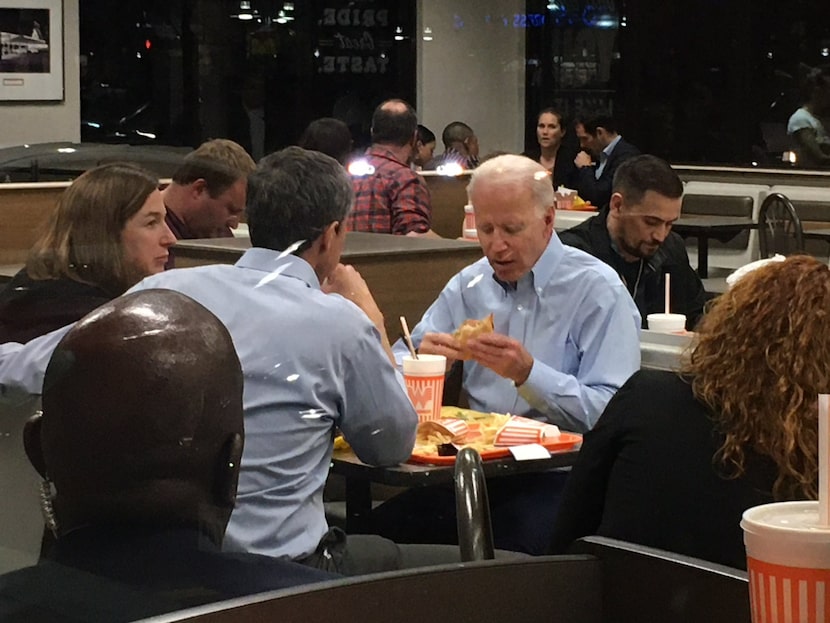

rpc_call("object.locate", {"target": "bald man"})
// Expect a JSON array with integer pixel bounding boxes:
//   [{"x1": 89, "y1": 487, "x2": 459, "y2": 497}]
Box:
[
  {"x1": 346, "y1": 98, "x2": 439, "y2": 237},
  {"x1": 0, "y1": 290, "x2": 332, "y2": 621}
]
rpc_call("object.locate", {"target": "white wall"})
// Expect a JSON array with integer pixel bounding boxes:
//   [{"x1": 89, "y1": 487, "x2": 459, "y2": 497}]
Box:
[
  {"x1": 0, "y1": 0, "x2": 80, "y2": 147},
  {"x1": 417, "y1": 0, "x2": 526, "y2": 157}
]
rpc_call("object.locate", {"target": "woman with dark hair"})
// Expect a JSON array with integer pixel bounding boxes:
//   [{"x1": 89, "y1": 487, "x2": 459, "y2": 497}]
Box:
[
  {"x1": 787, "y1": 65, "x2": 830, "y2": 168},
  {"x1": 550, "y1": 255, "x2": 829, "y2": 569},
  {"x1": 523, "y1": 107, "x2": 577, "y2": 187},
  {"x1": 0, "y1": 162, "x2": 175, "y2": 343},
  {"x1": 297, "y1": 117, "x2": 354, "y2": 165}
]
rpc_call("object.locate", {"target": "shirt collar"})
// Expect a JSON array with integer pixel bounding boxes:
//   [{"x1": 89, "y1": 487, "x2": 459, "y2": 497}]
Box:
[
  {"x1": 365, "y1": 146, "x2": 407, "y2": 167},
  {"x1": 602, "y1": 134, "x2": 623, "y2": 158},
  {"x1": 491, "y1": 234, "x2": 564, "y2": 292},
  {"x1": 235, "y1": 247, "x2": 321, "y2": 290}
]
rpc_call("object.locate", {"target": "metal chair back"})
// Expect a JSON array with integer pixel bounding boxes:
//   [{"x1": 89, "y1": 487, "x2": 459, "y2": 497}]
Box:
[
  {"x1": 454, "y1": 447, "x2": 495, "y2": 561},
  {"x1": 758, "y1": 192, "x2": 804, "y2": 258}
]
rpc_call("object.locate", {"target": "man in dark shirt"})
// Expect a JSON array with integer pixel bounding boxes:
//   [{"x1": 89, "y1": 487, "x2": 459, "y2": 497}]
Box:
[
  {"x1": 573, "y1": 115, "x2": 640, "y2": 208},
  {"x1": 347, "y1": 99, "x2": 438, "y2": 237},
  {"x1": 0, "y1": 290, "x2": 334, "y2": 622},
  {"x1": 162, "y1": 138, "x2": 256, "y2": 267},
  {"x1": 560, "y1": 155, "x2": 707, "y2": 330},
  {"x1": 425, "y1": 121, "x2": 480, "y2": 171}
]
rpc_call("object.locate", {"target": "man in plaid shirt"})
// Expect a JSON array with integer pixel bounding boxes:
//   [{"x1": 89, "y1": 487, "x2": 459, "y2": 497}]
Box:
[{"x1": 347, "y1": 99, "x2": 439, "y2": 237}]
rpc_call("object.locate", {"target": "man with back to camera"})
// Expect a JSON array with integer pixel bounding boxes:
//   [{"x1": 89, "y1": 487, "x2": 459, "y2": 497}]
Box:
[
  {"x1": 372, "y1": 154, "x2": 642, "y2": 555},
  {"x1": 0, "y1": 147, "x2": 468, "y2": 573},
  {"x1": 425, "y1": 121, "x2": 481, "y2": 171},
  {"x1": 346, "y1": 99, "x2": 439, "y2": 237},
  {"x1": 0, "y1": 290, "x2": 334, "y2": 622},
  {"x1": 573, "y1": 114, "x2": 640, "y2": 208},
  {"x1": 559, "y1": 155, "x2": 707, "y2": 330},
  {"x1": 162, "y1": 138, "x2": 256, "y2": 267}
]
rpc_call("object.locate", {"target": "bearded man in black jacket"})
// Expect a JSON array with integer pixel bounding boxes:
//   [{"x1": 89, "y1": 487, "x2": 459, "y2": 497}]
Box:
[{"x1": 559, "y1": 155, "x2": 707, "y2": 330}]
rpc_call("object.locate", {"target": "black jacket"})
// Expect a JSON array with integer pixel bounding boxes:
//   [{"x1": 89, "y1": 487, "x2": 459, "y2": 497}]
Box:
[
  {"x1": 0, "y1": 269, "x2": 113, "y2": 344},
  {"x1": 522, "y1": 143, "x2": 579, "y2": 190},
  {"x1": 559, "y1": 209, "x2": 707, "y2": 330},
  {"x1": 550, "y1": 370, "x2": 784, "y2": 569},
  {"x1": 572, "y1": 137, "x2": 640, "y2": 208}
]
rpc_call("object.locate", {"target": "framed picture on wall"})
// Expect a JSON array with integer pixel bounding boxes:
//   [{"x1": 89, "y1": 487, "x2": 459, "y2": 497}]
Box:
[{"x1": 0, "y1": 0, "x2": 62, "y2": 101}]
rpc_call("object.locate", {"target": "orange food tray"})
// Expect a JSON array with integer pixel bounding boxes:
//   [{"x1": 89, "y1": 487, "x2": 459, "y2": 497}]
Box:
[
  {"x1": 561, "y1": 204, "x2": 596, "y2": 212},
  {"x1": 408, "y1": 432, "x2": 582, "y2": 465}
]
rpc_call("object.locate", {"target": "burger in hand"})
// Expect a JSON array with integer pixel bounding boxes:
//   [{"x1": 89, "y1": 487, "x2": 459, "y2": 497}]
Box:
[{"x1": 452, "y1": 313, "x2": 494, "y2": 356}]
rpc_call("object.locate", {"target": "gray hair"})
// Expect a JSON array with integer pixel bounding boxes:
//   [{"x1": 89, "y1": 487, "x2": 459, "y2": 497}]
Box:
[
  {"x1": 247, "y1": 146, "x2": 354, "y2": 252},
  {"x1": 467, "y1": 154, "x2": 554, "y2": 215}
]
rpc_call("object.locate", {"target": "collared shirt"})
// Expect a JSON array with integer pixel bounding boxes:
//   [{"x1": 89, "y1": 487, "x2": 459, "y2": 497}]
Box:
[
  {"x1": 347, "y1": 147, "x2": 433, "y2": 235},
  {"x1": 427, "y1": 147, "x2": 479, "y2": 171},
  {"x1": 0, "y1": 249, "x2": 417, "y2": 561},
  {"x1": 393, "y1": 235, "x2": 641, "y2": 433},
  {"x1": 164, "y1": 205, "x2": 233, "y2": 270},
  {"x1": 595, "y1": 134, "x2": 623, "y2": 180}
]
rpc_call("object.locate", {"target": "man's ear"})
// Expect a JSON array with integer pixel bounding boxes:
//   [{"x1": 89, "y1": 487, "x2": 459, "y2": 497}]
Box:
[
  {"x1": 191, "y1": 178, "x2": 208, "y2": 197},
  {"x1": 608, "y1": 192, "x2": 625, "y2": 216},
  {"x1": 23, "y1": 412, "x2": 47, "y2": 478},
  {"x1": 318, "y1": 221, "x2": 340, "y2": 253},
  {"x1": 215, "y1": 432, "x2": 244, "y2": 507}
]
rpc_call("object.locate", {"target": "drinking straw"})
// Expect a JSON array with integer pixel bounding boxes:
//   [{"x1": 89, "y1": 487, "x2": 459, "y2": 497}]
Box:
[
  {"x1": 400, "y1": 316, "x2": 418, "y2": 360},
  {"x1": 664, "y1": 273, "x2": 671, "y2": 314},
  {"x1": 820, "y1": 394, "x2": 830, "y2": 526}
]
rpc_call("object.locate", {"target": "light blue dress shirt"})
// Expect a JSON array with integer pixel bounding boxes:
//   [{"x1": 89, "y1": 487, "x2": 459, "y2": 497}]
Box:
[
  {"x1": 0, "y1": 248, "x2": 418, "y2": 561},
  {"x1": 394, "y1": 235, "x2": 641, "y2": 433},
  {"x1": 595, "y1": 134, "x2": 623, "y2": 180}
]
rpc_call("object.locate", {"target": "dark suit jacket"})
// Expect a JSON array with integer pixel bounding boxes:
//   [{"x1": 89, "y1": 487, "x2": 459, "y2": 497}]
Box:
[
  {"x1": 572, "y1": 137, "x2": 640, "y2": 208},
  {"x1": 0, "y1": 526, "x2": 336, "y2": 622}
]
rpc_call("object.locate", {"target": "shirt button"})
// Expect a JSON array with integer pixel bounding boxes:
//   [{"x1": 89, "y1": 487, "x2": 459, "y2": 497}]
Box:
[{"x1": 517, "y1": 305, "x2": 524, "y2": 311}]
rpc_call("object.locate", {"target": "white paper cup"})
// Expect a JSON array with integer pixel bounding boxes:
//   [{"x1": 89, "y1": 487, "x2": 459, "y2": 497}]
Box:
[
  {"x1": 403, "y1": 354, "x2": 446, "y2": 422},
  {"x1": 462, "y1": 204, "x2": 477, "y2": 240},
  {"x1": 646, "y1": 313, "x2": 687, "y2": 333},
  {"x1": 741, "y1": 501, "x2": 830, "y2": 623}
]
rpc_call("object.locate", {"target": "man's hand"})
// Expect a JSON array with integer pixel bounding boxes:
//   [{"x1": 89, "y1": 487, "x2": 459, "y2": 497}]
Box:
[
  {"x1": 465, "y1": 333, "x2": 534, "y2": 386},
  {"x1": 418, "y1": 331, "x2": 466, "y2": 370},
  {"x1": 322, "y1": 264, "x2": 382, "y2": 323},
  {"x1": 323, "y1": 264, "x2": 394, "y2": 365},
  {"x1": 574, "y1": 151, "x2": 593, "y2": 168}
]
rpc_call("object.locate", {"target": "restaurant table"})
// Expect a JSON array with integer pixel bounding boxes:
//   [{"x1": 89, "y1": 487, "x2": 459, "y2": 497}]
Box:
[
  {"x1": 671, "y1": 215, "x2": 756, "y2": 278},
  {"x1": 172, "y1": 232, "x2": 483, "y2": 342},
  {"x1": 0, "y1": 263, "x2": 22, "y2": 284},
  {"x1": 554, "y1": 208, "x2": 596, "y2": 232},
  {"x1": 330, "y1": 446, "x2": 581, "y2": 534},
  {"x1": 803, "y1": 227, "x2": 830, "y2": 243}
]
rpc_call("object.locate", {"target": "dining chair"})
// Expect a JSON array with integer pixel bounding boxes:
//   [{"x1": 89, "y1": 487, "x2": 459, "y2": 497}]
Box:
[
  {"x1": 454, "y1": 447, "x2": 495, "y2": 561},
  {"x1": 758, "y1": 192, "x2": 805, "y2": 258}
]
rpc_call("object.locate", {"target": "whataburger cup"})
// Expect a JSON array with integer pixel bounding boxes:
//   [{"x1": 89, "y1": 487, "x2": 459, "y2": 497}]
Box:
[
  {"x1": 402, "y1": 354, "x2": 446, "y2": 422},
  {"x1": 741, "y1": 501, "x2": 830, "y2": 622}
]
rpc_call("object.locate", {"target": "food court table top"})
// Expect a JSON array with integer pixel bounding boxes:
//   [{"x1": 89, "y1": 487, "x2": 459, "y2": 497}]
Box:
[
  {"x1": 670, "y1": 215, "x2": 756, "y2": 278},
  {"x1": 172, "y1": 232, "x2": 483, "y2": 342},
  {"x1": 330, "y1": 446, "x2": 581, "y2": 533}
]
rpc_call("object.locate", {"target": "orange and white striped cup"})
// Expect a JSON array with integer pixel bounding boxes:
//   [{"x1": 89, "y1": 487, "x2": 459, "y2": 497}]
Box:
[
  {"x1": 402, "y1": 354, "x2": 446, "y2": 422},
  {"x1": 742, "y1": 501, "x2": 830, "y2": 623},
  {"x1": 494, "y1": 416, "x2": 560, "y2": 447}
]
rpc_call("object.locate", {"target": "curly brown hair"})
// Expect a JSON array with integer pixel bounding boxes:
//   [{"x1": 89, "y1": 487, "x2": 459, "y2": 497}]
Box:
[{"x1": 683, "y1": 255, "x2": 830, "y2": 500}]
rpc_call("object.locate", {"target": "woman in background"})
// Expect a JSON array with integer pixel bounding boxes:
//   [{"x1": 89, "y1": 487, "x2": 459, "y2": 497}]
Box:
[
  {"x1": 550, "y1": 255, "x2": 827, "y2": 569},
  {"x1": 787, "y1": 65, "x2": 830, "y2": 168},
  {"x1": 0, "y1": 162, "x2": 175, "y2": 343},
  {"x1": 523, "y1": 107, "x2": 577, "y2": 188}
]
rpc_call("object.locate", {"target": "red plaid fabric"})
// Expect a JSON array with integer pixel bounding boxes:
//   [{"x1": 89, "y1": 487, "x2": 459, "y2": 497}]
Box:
[{"x1": 346, "y1": 147, "x2": 432, "y2": 235}]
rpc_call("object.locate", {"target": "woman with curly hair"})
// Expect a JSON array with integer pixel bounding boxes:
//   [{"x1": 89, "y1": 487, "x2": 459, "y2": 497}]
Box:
[{"x1": 549, "y1": 255, "x2": 829, "y2": 568}]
